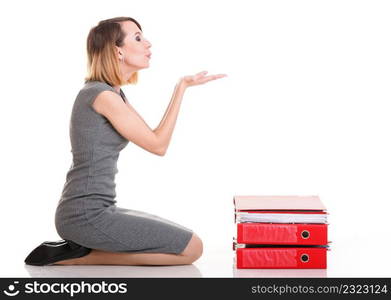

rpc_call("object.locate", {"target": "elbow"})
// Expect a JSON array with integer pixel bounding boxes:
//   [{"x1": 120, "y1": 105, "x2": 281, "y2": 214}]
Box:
[
  {"x1": 150, "y1": 142, "x2": 167, "y2": 156},
  {"x1": 155, "y1": 147, "x2": 167, "y2": 156},
  {"x1": 150, "y1": 132, "x2": 167, "y2": 156}
]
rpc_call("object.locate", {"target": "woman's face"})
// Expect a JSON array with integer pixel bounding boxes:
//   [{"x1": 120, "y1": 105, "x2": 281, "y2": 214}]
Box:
[{"x1": 118, "y1": 21, "x2": 152, "y2": 71}]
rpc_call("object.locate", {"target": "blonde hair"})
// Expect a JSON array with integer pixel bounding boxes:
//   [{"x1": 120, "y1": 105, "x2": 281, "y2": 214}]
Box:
[{"x1": 85, "y1": 17, "x2": 142, "y2": 86}]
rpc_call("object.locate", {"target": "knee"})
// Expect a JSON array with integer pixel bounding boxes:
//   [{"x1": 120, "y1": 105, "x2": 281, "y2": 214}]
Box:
[{"x1": 181, "y1": 233, "x2": 203, "y2": 264}]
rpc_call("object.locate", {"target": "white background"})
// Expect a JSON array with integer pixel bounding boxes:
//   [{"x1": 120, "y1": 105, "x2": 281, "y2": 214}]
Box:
[{"x1": 1, "y1": 0, "x2": 390, "y2": 277}]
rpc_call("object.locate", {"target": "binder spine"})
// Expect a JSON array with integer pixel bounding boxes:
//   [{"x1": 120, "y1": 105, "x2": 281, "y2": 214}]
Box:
[
  {"x1": 236, "y1": 247, "x2": 327, "y2": 269},
  {"x1": 237, "y1": 223, "x2": 328, "y2": 245}
]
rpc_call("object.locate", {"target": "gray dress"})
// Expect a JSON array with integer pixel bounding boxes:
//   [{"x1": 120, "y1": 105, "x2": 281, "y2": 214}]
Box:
[{"x1": 55, "y1": 80, "x2": 193, "y2": 254}]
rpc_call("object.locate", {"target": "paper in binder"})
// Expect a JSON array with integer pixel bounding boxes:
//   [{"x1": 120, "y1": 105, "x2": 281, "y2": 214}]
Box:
[
  {"x1": 234, "y1": 195, "x2": 328, "y2": 224},
  {"x1": 236, "y1": 211, "x2": 327, "y2": 224}
]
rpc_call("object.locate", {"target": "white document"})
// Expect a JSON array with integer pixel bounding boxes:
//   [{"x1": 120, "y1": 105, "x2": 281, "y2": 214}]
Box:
[{"x1": 236, "y1": 212, "x2": 328, "y2": 224}]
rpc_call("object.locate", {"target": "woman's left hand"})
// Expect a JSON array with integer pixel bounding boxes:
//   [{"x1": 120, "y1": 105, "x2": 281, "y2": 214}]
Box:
[{"x1": 179, "y1": 71, "x2": 227, "y2": 88}]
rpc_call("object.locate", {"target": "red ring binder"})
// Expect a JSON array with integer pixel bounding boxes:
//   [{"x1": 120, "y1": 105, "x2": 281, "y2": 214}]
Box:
[{"x1": 234, "y1": 195, "x2": 329, "y2": 269}]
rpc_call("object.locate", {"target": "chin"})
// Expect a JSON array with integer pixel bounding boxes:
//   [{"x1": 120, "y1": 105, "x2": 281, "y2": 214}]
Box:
[
  {"x1": 137, "y1": 61, "x2": 150, "y2": 69},
  {"x1": 128, "y1": 61, "x2": 150, "y2": 71},
  {"x1": 140, "y1": 63, "x2": 150, "y2": 70}
]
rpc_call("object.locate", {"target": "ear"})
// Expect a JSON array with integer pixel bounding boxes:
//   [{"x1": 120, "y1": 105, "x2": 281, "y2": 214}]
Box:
[{"x1": 115, "y1": 46, "x2": 124, "y2": 60}]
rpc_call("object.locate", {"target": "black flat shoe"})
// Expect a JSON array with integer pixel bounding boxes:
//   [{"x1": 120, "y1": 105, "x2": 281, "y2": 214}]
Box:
[{"x1": 24, "y1": 240, "x2": 92, "y2": 266}]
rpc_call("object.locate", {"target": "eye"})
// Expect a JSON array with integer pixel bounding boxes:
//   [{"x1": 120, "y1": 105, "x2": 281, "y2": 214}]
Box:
[{"x1": 135, "y1": 35, "x2": 142, "y2": 42}]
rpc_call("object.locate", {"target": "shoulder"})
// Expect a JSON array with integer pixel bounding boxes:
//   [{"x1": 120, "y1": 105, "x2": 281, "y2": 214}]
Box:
[
  {"x1": 79, "y1": 80, "x2": 119, "y2": 108},
  {"x1": 83, "y1": 80, "x2": 115, "y2": 94},
  {"x1": 91, "y1": 89, "x2": 125, "y2": 115}
]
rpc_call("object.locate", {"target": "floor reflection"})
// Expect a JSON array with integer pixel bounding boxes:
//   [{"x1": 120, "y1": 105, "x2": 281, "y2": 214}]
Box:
[
  {"x1": 233, "y1": 268, "x2": 327, "y2": 278},
  {"x1": 24, "y1": 264, "x2": 203, "y2": 278}
]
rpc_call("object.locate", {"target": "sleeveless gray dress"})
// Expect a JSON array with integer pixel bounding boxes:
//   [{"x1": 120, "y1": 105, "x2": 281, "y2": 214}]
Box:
[{"x1": 55, "y1": 80, "x2": 193, "y2": 254}]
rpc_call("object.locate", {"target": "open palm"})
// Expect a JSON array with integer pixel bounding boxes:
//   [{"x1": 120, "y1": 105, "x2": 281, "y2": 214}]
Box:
[{"x1": 181, "y1": 71, "x2": 227, "y2": 88}]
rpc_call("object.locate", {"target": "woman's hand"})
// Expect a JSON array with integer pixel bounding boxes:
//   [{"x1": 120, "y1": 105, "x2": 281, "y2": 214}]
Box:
[{"x1": 179, "y1": 71, "x2": 227, "y2": 89}]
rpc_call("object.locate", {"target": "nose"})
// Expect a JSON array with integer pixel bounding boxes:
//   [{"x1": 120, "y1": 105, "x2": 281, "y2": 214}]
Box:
[{"x1": 145, "y1": 39, "x2": 152, "y2": 48}]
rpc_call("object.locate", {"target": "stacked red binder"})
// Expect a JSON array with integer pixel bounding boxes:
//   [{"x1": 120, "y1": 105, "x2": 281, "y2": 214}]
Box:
[{"x1": 233, "y1": 195, "x2": 329, "y2": 269}]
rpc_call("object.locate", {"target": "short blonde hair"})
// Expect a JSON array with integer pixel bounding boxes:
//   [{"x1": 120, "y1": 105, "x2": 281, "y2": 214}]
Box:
[{"x1": 85, "y1": 17, "x2": 142, "y2": 86}]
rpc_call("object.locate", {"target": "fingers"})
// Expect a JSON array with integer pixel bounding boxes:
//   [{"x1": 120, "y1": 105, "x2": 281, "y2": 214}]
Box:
[
  {"x1": 198, "y1": 74, "x2": 227, "y2": 84},
  {"x1": 195, "y1": 71, "x2": 227, "y2": 79},
  {"x1": 194, "y1": 71, "x2": 208, "y2": 81},
  {"x1": 182, "y1": 71, "x2": 227, "y2": 87},
  {"x1": 196, "y1": 71, "x2": 208, "y2": 76},
  {"x1": 213, "y1": 74, "x2": 227, "y2": 79}
]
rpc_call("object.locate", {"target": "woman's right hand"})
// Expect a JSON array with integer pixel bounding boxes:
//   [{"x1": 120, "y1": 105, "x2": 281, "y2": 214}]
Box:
[{"x1": 179, "y1": 71, "x2": 227, "y2": 89}]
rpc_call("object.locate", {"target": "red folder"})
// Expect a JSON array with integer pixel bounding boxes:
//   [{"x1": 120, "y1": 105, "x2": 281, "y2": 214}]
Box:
[
  {"x1": 237, "y1": 223, "x2": 328, "y2": 245},
  {"x1": 236, "y1": 247, "x2": 327, "y2": 269}
]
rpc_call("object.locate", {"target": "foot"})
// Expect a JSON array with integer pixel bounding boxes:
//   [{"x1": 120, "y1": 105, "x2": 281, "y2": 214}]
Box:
[{"x1": 51, "y1": 256, "x2": 86, "y2": 265}]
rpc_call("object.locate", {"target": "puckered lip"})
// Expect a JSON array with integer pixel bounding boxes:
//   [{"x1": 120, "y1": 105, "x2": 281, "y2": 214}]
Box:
[{"x1": 146, "y1": 53, "x2": 152, "y2": 58}]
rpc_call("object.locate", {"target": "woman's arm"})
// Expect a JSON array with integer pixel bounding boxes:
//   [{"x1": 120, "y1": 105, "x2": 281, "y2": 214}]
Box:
[
  {"x1": 93, "y1": 71, "x2": 226, "y2": 156},
  {"x1": 152, "y1": 80, "x2": 186, "y2": 155},
  {"x1": 152, "y1": 71, "x2": 226, "y2": 155},
  {"x1": 121, "y1": 80, "x2": 186, "y2": 155}
]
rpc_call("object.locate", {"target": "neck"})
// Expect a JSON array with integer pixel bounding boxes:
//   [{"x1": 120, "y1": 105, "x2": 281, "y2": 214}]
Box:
[
  {"x1": 115, "y1": 65, "x2": 136, "y2": 93},
  {"x1": 112, "y1": 86, "x2": 121, "y2": 93}
]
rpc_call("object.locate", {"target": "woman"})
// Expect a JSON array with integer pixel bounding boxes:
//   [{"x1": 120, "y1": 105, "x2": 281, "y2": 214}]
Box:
[{"x1": 53, "y1": 17, "x2": 226, "y2": 265}]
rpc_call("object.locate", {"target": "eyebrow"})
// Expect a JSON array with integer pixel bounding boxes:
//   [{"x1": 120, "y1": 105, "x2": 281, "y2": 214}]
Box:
[{"x1": 133, "y1": 31, "x2": 142, "y2": 35}]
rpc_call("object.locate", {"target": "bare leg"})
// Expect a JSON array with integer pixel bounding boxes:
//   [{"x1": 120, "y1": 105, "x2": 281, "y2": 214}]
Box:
[{"x1": 53, "y1": 233, "x2": 203, "y2": 266}]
